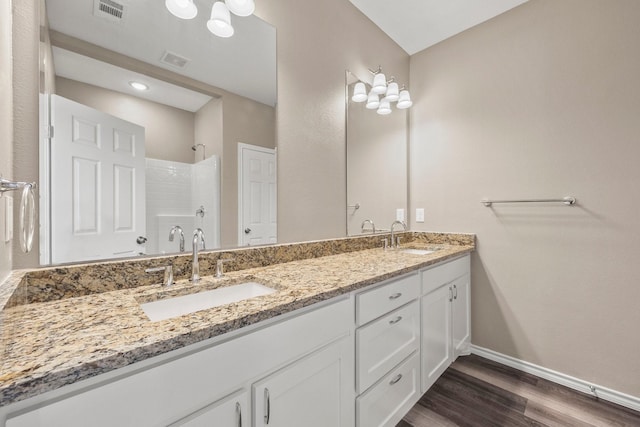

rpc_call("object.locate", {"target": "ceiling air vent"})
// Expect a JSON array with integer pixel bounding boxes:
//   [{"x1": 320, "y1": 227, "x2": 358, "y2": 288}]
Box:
[
  {"x1": 94, "y1": 0, "x2": 125, "y2": 23},
  {"x1": 160, "y1": 51, "x2": 191, "y2": 69}
]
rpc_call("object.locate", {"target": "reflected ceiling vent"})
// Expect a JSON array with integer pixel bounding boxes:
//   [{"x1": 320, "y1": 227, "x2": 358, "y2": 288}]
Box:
[
  {"x1": 93, "y1": 0, "x2": 125, "y2": 23},
  {"x1": 160, "y1": 51, "x2": 191, "y2": 69}
]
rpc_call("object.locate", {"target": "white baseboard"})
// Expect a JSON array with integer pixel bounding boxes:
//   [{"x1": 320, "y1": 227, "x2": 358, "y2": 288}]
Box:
[{"x1": 470, "y1": 345, "x2": 640, "y2": 413}]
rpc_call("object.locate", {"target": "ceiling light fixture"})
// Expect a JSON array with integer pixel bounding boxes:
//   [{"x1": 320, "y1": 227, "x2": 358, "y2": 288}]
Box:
[
  {"x1": 165, "y1": 0, "x2": 198, "y2": 20},
  {"x1": 351, "y1": 66, "x2": 413, "y2": 115},
  {"x1": 129, "y1": 81, "x2": 149, "y2": 91},
  {"x1": 207, "y1": 1, "x2": 234, "y2": 38}
]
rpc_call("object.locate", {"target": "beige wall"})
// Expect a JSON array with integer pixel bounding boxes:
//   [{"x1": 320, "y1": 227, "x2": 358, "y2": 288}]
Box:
[
  {"x1": 194, "y1": 97, "x2": 223, "y2": 161},
  {"x1": 0, "y1": 0, "x2": 13, "y2": 282},
  {"x1": 11, "y1": 0, "x2": 39, "y2": 269},
  {"x1": 409, "y1": 0, "x2": 640, "y2": 396},
  {"x1": 220, "y1": 91, "x2": 275, "y2": 247},
  {"x1": 257, "y1": 0, "x2": 409, "y2": 243},
  {"x1": 56, "y1": 77, "x2": 195, "y2": 163}
]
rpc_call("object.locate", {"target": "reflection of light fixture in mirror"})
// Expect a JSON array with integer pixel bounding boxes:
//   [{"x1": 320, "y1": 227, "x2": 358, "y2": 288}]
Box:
[
  {"x1": 165, "y1": 0, "x2": 198, "y2": 19},
  {"x1": 397, "y1": 87, "x2": 413, "y2": 109},
  {"x1": 366, "y1": 92, "x2": 380, "y2": 109},
  {"x1": 352, "y1": 82, "x2": 367, "y2": 102},
  {"x1": 207, "y1": 1, "x2": 235, "y2": 38},
  {"x1": 383, "y1": 81, "x2": 399, "y2": 102},
  {"x1": 370, "y1": 66, "x2": 387, "y2": 95},
  {"x1": 377, "y1": 100, "x2": 392, "y2": 115},
  {"x1": 226, "y1": 0, "x2": 255, "y2": 17},
  {"x1": 129, "y1": 81, "x2": 149, "y2": 91}
]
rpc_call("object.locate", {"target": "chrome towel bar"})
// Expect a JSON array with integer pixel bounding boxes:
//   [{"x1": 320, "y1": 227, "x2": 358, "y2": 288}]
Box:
[{"x1": 481, "y1": 196, "x2": 576, "y2": 207}]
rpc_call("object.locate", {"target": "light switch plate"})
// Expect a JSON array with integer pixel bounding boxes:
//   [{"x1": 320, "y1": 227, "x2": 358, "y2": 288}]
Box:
[
  {"x1": 396, "y1": 208, "x2": 405, "y2": 221},
  {"x1": 416, "y1": 208, "x2": 425, "y2": 223}
]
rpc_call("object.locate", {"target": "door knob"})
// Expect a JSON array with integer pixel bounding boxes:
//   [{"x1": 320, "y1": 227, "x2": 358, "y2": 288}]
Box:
[
  {"x1": 244, "y1": 228, "x2": 251, "y2": 234},
  {"x1": 136, "y1": 236, "x2": 148, "y2": 244}
]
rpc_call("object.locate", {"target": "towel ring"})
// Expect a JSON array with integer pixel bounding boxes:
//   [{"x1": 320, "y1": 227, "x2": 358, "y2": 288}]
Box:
[{"x1": 19, "y1": 183, "x2": 36, "y2": 253}]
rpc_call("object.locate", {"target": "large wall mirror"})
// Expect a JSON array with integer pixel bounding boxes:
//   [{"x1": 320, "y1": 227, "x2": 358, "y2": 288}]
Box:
[
  {"x1": 38, "y1": 0, "x2": 276, "y2": 265},
  {"x1": 345, "y1": 70, "x2": 408, "y2": 236}
]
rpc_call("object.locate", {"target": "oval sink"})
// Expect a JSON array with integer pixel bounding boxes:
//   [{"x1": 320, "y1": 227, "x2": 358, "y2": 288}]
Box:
[
  {"x1": 140, "y1": 282, "x2": 276, "y2": 322},
  {"x1": 401, "y1": 248, "x2": 437, "y2": 255}
]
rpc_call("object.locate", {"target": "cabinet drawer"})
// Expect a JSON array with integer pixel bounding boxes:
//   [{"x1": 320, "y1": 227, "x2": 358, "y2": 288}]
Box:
[
  {"x1": 356, "y1": 273, "x2": 420, "y2": 325},
  {"x1": 356, "y1": 352, "x2": 420, "y2": 427},
  {"x1": 421, "y1": 255, "x2": 469, "y2": 294},
  {"x1": 356, "y1": 301, "x2": 420, "y2": 393}
]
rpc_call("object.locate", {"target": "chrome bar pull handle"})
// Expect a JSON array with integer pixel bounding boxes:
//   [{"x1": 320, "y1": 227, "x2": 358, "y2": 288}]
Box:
[
  {"x1": 389, "y1": 292, "x2": 402, "y2": 300},
  {"x1": 264, "y1": 388, "x2": 271, "y2": 424},
  {"x1": 453, "y1": 284, "x2": 458, "y2": 300},
  {"x1": 389, "y1": 316, "x2": 403, "y2": 325},
  {"x1": 236, "y1": 401, "x2": 242, "y2": 427},
  {"x1": 390, "y1": 374, "x2": 403, "y2": 385}
]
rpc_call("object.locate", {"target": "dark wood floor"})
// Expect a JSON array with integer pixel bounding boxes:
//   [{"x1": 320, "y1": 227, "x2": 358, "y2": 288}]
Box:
[{"x1": 397, "y1": 354, "x2": 640, "y2": 427}]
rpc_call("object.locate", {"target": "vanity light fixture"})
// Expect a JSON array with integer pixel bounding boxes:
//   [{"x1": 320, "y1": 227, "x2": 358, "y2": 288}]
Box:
[
  {"x1": 165, "y1": 0, "x2": 198, "y2": 20},
  {"x1": 129, "y1": 81, "x2": 149, "y2": 91},
  {"x1": 396, "y1": 86, "x2": 413, "y2": 109},
  {"x1": 377, "y1": 100, "x2": 392, "y2": 115},
  {"x1": 166, "y1": 0, "x2": 255, "y2": 38},
  {"x1": 207, "y1": 1, "x2": 234, "y2": 38},
  {"x1": 352, "y1": 82, "x2": 368, "y2": 102},
  {"x1": 226, "y1": 0, "x2": 255, "y2": 17},
  {"x1": 351, "y1": 66, "x2": 413, "y2": 114},
  {"x1": 365, "y1": 92, "x2": 380, "y2": 109},
  {"x1": 370, "y1": 66, "x2": 387, "y2": 95}
]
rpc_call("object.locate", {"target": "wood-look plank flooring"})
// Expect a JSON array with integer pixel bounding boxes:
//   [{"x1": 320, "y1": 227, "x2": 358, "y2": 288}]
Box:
[{"x1": 397, "y1": 355, "x2": 640, "y2": 427}]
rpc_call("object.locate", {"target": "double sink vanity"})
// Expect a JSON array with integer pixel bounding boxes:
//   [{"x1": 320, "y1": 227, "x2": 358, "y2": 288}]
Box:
[{"x1": 0, "y1": 231, "x2": 474, "y2": 426}]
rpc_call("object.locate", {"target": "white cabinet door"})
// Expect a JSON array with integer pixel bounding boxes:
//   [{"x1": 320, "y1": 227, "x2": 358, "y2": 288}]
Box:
[
  {"x1": 452, "y1": 274, "x2": 471, "y2": 357},
  {"x1": 421, "y1": 284, "x2": 452, "y2": 393},
  {"x1": 253, "y1": 337, "x2": 352, "y2": 427},
  {"x1": 169, "y1": 389, "x2": 249, "y2": 427}
]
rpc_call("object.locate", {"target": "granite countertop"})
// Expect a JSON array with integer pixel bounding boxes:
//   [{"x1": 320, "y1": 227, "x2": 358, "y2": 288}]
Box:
[{"x1": 0, "y1": 239, "x2": 473, "y2": 407}]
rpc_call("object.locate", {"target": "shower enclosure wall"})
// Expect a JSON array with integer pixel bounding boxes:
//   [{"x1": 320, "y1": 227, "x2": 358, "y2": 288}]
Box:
[{"x1": 145, "y1": 156, "x2": 221, "y2": 254}]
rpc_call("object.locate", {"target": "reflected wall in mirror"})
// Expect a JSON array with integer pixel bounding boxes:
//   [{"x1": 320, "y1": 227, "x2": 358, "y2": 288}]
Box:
[
  {"x1": 38, "y1": 0, "x2": 276, "y2": 265},
  {"x1": 346, "y1": 70, "x2": 408, "y2": 236}
]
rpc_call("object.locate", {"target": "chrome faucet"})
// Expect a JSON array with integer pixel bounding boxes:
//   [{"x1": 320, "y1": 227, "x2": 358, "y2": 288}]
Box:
[
  {"x1": 361, "y1": 219, "x2": 376, "y2": 234},
  {"x1": 191, "y1": 228, "x2": 206, "y2": 282},
  {"x1": 169, "y1": 225, "x2": 185, "y2": 252},
  {"x1": 390, "y1": 220, "x2": 407, "y2": 249}
]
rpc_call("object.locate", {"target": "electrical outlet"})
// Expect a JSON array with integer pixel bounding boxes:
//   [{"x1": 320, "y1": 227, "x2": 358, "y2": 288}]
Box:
[
  {"x1": 416, "y1": 208, "x2": 425, "y2": 223},
  {"x1": 396, "y1": 209, "x2": 405, "y2": 221}
]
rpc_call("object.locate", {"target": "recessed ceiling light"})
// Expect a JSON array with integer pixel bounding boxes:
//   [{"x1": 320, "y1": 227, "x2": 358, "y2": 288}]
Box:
[{"x1": 129, "y1": 81, "x2": 149, "y2": 91}]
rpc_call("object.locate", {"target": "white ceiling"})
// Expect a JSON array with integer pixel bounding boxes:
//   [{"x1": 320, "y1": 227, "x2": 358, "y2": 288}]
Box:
[
  {"x1": 46, "y1": 0, "x2": 276, "y2": 107},
  {"x1": 53, "y1": 47, "x2": 213, "y2": 112},
  {"x1": 349, "y1": 0, "x2": 530, "y2": 55}
]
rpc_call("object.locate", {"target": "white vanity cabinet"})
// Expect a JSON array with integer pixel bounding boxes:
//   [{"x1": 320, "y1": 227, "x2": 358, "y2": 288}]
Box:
[
  {"x1": 4, "y1": 298, "x2": 354, "y2": 427},
  {"x1": 253, "y1": 336, "x2": 352, "y2": 427},
  {"x1": 354, "y1": 273, "x2": 422, "y2": 427},
  {"x1": 420, "y1": 255, "x2": 470, "y2": 393},
  {"x1": 169, "y1": 389, "x2": 249, "y2": 427}
]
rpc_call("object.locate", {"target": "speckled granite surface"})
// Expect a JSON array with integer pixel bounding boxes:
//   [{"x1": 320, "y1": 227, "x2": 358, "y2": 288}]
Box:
[{"x1": 0, "y1": 232, "x2": 474, "y2": 407}]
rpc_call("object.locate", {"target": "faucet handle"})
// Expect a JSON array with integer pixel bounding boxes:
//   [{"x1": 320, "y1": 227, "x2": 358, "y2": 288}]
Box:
[
  {"x1": 145, "y1": 265, "x2": 174, "y2": 286},
  {"x1": 216, "y1": 258, "x2": 234, "y2": 278},
  {"x1": 381, "y1": 238, "x2": 388, "y2": 250}
]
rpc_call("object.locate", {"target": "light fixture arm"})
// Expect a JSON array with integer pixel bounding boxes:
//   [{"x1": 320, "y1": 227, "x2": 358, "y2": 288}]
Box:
[{"x1": 368, "y1": 65, "x2": 383, "y2": 75}]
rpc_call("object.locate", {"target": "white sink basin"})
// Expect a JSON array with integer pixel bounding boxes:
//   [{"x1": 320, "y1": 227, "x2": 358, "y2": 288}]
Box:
[
  {"x1": 141, "y1": 282, "x2": 276, "y2": 322},
  {"x1": 401, "y1": 248, "x2": 436, "y2": 255}
]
